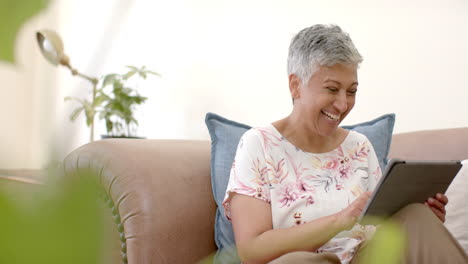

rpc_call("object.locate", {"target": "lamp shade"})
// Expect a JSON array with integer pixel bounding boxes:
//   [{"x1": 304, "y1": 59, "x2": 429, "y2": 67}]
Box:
[{"x1": 36, "y1": 29, "x2": 68, "y2": 66}]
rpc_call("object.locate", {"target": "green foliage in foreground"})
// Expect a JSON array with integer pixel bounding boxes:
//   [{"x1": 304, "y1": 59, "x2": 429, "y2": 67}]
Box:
[
  {"x1": 360, "y1": 220, "x2": 406, "y2": 264},
  {"x1": 0, "y1": 172, "x2": 106, "y2": 264},
  {"x1": 0, "y1": 0, "x2": 49, "y2": 63}
]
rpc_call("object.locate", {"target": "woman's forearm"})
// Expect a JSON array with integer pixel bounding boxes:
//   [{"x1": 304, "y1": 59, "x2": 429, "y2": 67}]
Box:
[{"x1": 238, "y1": 213, "x2": 345, "y2": 263}]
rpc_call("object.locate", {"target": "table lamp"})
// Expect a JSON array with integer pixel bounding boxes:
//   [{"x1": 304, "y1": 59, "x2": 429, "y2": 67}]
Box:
[{"x1": 36, "y1": 29, "x2": 98, "y2": 141}]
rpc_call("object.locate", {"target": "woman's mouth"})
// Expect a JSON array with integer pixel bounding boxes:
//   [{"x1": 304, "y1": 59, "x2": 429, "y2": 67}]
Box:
[{"x1": 321, "y1": 110, "x2": 340, "y2": 121}]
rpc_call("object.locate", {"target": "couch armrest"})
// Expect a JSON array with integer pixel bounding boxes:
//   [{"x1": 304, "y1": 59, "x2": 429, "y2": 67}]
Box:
[{"x1": 64, "y1": 139, "x2": 216, "y2": 264}]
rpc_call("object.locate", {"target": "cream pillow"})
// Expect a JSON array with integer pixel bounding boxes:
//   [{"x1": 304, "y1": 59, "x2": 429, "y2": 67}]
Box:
[{"x1": 445, "y1": 159, "x2": 468, "y2": 254}]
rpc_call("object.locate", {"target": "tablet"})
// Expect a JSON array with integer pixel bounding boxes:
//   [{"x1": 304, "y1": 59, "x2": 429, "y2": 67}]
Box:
[{"x1": 359, "y1": 159, "x2": 462, "y2": 224}]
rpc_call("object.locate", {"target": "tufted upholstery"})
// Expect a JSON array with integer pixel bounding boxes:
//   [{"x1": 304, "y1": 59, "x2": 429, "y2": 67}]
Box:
[{"x1": 63, "y1": 127, "x2": 468, "y2": 264}]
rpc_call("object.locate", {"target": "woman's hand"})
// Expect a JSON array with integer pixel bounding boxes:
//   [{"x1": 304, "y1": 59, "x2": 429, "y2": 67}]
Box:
[
  {"x1": 425, "y1": 193, "x2": 448, "y2": 222},
  {"x1": 336, "y1": 192, "x2": 372, "y2": 230}
]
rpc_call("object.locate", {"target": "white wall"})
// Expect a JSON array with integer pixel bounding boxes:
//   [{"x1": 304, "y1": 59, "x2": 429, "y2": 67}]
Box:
[
  {"x1": 99, "y1": 0, "x2": 468, "y2": 139},
  {"x1": 1, "y1": 0, "x2": 467, "y2": 169},
  {"x1": 0, "y1": 2, "x2": 60, "y2": 169}
]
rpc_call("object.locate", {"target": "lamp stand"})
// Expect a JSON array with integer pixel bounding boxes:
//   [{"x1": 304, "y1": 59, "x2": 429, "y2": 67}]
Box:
[{"x1": 61, "y1": 59, "x2": 99, "y2": 142}]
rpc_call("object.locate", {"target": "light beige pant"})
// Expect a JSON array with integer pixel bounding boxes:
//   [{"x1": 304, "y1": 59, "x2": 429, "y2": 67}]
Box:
[{"x1": 269, "y1": 204, "x2": 468, "y2": 264}]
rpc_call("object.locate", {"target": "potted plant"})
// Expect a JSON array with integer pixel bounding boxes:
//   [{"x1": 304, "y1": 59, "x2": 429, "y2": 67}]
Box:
[
  {"x1": 96, "y1": 66, "x2": 160, "y2": 138},
  {"x1": 65, "y1": 65, "x2": 159, "y2": 139},
  {"x1": 35, "y1": 30, "x2": 159, "y2": 141}
]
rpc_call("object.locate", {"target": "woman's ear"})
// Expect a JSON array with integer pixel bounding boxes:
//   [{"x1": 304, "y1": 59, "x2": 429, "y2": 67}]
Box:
[{"x1": 289, "y1": 74, "x2": 301, "y2": 100}]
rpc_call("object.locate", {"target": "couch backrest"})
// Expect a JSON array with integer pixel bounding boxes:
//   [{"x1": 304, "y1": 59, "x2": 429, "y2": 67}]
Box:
[{"x1": 389, "y1": 127, "x2": 468, "y2": 161}]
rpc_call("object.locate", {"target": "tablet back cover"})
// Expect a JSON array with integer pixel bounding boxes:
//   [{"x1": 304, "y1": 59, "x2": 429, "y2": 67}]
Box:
[{"x1": 361, "y1": 159, "x2": 461, "y2": 223}]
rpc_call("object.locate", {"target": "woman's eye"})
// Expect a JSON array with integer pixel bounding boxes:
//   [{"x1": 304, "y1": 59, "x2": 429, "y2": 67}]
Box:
[
  {"x1": 326, "y1": 87, "x2": 338, "y2": 92},
  {"x1": 347, "y1": 90, "x2": 357, "y2": 95}
]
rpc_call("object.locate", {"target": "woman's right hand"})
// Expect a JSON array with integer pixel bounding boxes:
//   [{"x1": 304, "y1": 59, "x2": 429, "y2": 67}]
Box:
[{"x1": 336, "y1": 191, "x2": 372, "y2": 230}]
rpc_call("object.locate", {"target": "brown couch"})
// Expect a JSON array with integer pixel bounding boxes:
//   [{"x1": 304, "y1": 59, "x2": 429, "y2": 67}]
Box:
[{"x1": 63, "y1": 127, "x2": 468, "y2": 264}]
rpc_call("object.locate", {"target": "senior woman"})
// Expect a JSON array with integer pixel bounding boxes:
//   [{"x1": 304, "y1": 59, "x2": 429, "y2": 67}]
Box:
[{"x1": 222, "y1": 25, "x2": 468, "y2": 264}]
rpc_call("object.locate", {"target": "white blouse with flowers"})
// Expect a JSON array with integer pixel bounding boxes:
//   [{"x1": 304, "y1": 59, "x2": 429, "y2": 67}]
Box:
[{"x1": 223, "y1": 125, "x2": 382, "y2": 263}]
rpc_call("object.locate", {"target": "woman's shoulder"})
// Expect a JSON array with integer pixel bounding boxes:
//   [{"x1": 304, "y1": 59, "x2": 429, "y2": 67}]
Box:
[
  {"x1": 236, "y1": 124, "x2": 261, "y2": 140},
  {"x1": 341, "y1": 129, "x2": 372, "y2": 146},
  {"x1": 241, "y1": 126, "x2": 264, "y2": 140},
  {"x1": 240, "y1": 125, "x2": 282, "y2": 149},
  {"x1": 242, "y1": 125, "x2": 278, "y2": 139}
]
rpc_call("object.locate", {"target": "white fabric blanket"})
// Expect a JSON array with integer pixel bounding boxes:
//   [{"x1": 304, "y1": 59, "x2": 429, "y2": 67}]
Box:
[{"x1": 445, "y1": 159, "x2": 468, "y2": 254}]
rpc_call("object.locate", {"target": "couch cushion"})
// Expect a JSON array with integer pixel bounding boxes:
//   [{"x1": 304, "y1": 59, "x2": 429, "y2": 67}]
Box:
[{"x1": 205, "y1": 112, "x2": 395, "y2": 263}]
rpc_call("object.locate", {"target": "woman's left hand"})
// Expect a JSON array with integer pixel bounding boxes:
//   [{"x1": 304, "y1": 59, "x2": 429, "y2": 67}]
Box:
[{"x1": 425, "y1": 193, "x2": 448, "y2": 222}]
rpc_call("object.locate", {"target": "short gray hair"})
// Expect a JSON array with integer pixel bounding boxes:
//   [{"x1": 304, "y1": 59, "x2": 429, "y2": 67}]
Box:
[{"x1": 287, "y1": 24, "x2": 363, "y2": 83}]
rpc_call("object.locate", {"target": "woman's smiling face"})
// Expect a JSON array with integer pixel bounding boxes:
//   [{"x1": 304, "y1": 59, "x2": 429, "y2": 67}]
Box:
[{"x1": 291, "y1": 63, "x2": 358, "y2": 137}]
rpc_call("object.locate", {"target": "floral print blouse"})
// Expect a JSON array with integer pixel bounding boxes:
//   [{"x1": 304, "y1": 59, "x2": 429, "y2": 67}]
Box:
[{"x1": 223, "y1": 125, "x2": 382, "y2": 263}]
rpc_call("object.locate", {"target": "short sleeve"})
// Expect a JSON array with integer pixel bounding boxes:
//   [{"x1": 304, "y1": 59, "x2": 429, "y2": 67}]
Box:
[
  {"x1": 365, "y1": 137, "x2": 382, "y2": 192},
  {"x1": 222, "y1": 129, "x2": 271, "y2": 220}
]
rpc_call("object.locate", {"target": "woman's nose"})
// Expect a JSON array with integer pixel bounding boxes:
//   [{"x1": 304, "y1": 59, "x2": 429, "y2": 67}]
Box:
[{"x1": 333, "y1": 93, "x2": 348, "y2": 113}]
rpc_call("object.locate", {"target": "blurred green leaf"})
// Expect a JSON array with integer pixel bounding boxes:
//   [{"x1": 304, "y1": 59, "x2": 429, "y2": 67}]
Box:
[
  {"x1": 138, "y1": 71, "x2": 147, "y2": 79},
  {"x1": 0, "y1": 171, "x2": 106, "y2": 264},
  {"x1": 93, "y1": 94, "x2": 108, "y2": 107},
  {"x1": 105, "y1": 119, "x2": 113, "y2": 133},
  {"x1": 125, "y1": 65, "x2": 138, "y2": 71},
  {"x1": 360, "y1": 220, "x2": 405, "y2": 264},
  {"x1": 147, "y1": 70, "x2": 162, "y2": 77},
  {"x1": 82, "y1": 100, "x2": 95, "y2": 126},
  {"x1": 198, "y1": 253, "x2": 214, "y2": 264},
  {"x1": 123, "y1": 70, "x2": 136, "y2": 80},
  {"x1": 69, "y1": 106, "x2": 84, "y2": 121},
  {"x1": 113, "y1": 79, "x2": 124, "y2": 90},
  {"x1": 0, "y1": 0, "x2": 50, "y2": 63},
  {"x1": 102, "y1": 73, "x2": 118, "y2": 87}
]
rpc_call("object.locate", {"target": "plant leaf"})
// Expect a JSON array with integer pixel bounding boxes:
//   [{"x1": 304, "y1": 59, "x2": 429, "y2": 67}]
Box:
[
  {"x1": 123, "y1": 70, "x2": 136, "y2": 80},
  {"x1": 81, "y1": 100, "x2": 95, "y2": 127},
  {"x1": 93, "y1": 94, "x2": 109, "y2": 107},
  {"x1": 147, "y1": 70, "x2": 162, "y2": 77},
  {"x1": 101, "y1": 74, "x2": 118, "y2": 87},
  {"x1": 137, "y1": 70, "x2": 147, "y2": 79},
  {"x1": 69, "y1": 106, "x2": 84, "y2": 121},
  {"x1": 125, "y1": 65, "x2": 138, "y2": 71},
  {"x1": 105, "y1": 119, "x2": 113, "y2": 134}
]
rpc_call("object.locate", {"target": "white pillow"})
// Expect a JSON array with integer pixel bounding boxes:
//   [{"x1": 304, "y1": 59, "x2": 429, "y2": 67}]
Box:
[{"x1": 445, "y1": 159, "x2": 468, "y2": 254}]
